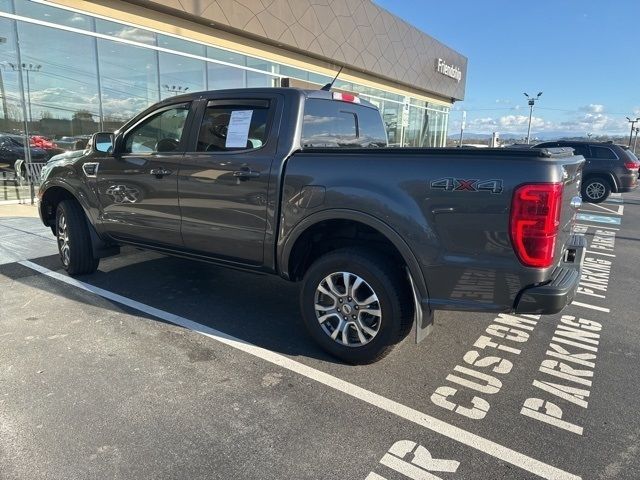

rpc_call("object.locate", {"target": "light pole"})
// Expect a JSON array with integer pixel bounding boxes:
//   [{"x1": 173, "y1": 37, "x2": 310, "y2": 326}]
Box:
[
  {"x1": 523, "y1": 91, "x2": 542, "y2": 144},
  {"x1": 634, "y1": 127, "x2": 639, "y2": 153},
  {"x1": 0, "y1": 37, "x2": 7, "y2": 123},
  {"x1": 163, "y1": 84, "x2": 189, "y2": 96},
  {"x1": 626, "y1": 116, "x2": 639, "y2": 147},
  {"x1": 8, "y1": 62, "x2": 41, "y2": 123},
  {"x1": 586, "y1": 132, "x2": 592, "y2": 140}
]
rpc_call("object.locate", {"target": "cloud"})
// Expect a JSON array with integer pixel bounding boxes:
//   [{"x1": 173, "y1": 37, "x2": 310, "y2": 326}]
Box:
[
  {"x1": 26, "y1": 86, "x2": 151, "y2": 122},
  {"x1": 499, "y1": 115, "x2": 542, "y2": 128},
  {"x1": 580, "y1": 104, "x2": 604, "y2": 114},
  {"x1": 114, "y1": 27, "x2": 156, "y2": 44},
  {"x1": 452, "y1": 102, "x2": 630, "y2": 136}
]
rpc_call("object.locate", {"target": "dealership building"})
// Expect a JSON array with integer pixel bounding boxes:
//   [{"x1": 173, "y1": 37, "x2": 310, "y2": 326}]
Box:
[{"x1": 0, "y1": 0, "x2": 467, "y2": 199}]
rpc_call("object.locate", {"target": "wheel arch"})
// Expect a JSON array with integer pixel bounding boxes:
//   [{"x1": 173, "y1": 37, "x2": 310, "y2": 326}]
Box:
[
  {"x1": 583, "y1": 171, "x2": 618, "y2": 192},
  {"x1": 39, "y1": 181, "x2": 91, "y2": 227},
  {"x1": 279, "y1": 209, "x2": 429, "y2": 302}
]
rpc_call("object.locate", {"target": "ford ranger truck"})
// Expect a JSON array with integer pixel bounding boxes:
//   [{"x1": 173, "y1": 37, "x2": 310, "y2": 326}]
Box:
[{"x1": 38, "y1": 88, "x2": 586, "y2": 364}]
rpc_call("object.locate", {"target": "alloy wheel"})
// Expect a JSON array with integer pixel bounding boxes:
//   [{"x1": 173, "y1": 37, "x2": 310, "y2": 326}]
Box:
[
  {"x1": 57, "y1": 212, "x2": 70, "y2": 266},
  {"x1": 313, "y1": 271, "x2": 382, "y2": 347},
  {"x1": 586, "y1": 181, "x2": 606, "y2": 201}
]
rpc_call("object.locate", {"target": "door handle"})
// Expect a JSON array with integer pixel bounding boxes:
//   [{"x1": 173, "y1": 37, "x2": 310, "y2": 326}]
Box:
[
  {"x1": 233, "y1": 169, "x2": 260, "y2": 179},
  {"x1": 150, "y1": 168, "x2": 172, "y2": 178}
]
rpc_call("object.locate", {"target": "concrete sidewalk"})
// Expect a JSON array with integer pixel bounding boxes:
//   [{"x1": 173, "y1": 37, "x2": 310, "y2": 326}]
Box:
[
  {"x1": 0, "y1": 203, "x2": 40, "y2": 218},
  {"x1": 0, "y1": 206, "x2": 57, "y2": 265}
]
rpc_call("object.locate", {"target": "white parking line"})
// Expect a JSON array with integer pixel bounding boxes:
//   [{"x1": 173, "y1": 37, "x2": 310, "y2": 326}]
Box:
[
  {"x1": 19, "y1": 259, "x2": 581, "y2": 480},
  {"x1": 585, "y1": 250, "x2": 616, "y2": 258},
  {"x1": 571, "y1": 301, "x2": 610, "y2": 313}
]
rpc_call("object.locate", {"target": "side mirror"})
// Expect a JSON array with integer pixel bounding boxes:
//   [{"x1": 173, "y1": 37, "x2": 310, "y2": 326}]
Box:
[{"x1": 91, "y1": 132, "x2": 114, "y2": 154}]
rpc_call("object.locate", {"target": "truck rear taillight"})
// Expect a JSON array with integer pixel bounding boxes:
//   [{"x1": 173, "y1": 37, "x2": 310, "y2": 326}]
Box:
[
  {"x1": 624, "y1": 161, "x2": 640, "y2": 171},
  {"x1": 332, "y1": 92, "x2": 360, "y2": 103},
  {"x1": 510, "y1": 183, "x2": 563, "y2": 268}
]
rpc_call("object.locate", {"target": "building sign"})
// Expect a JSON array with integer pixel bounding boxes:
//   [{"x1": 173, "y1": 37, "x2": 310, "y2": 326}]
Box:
[{"x1": 436, "y1": 58, "x2": 462, "y2": 83}]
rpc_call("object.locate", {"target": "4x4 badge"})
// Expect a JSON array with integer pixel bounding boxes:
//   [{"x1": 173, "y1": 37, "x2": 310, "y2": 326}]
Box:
[{"x1": 430, "y1": 177, "x2": 503, "y2": 194}]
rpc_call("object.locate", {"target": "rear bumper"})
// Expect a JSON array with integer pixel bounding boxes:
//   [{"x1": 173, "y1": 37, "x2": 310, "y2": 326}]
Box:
[
  {"x1": 618, "y1": 184, "x2": 637, "y2": 193},
  {"x1": 618, "y1": 172, "x2": 638, "y2": 192},
  {"x1": 514, "y1": 234, "x2": 586, "y2": 315}
]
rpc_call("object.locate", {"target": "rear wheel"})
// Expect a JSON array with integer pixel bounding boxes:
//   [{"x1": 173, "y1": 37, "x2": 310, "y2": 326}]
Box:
[
  {"x1": 56, "y1": 199, "x2": 99, "y2": 275},
  {"x1": 300, "y1": 248, "x2": 412, "y2": 364},
  {"x1": 581, "y1": 176, "x2": 611, "y2": 203}
]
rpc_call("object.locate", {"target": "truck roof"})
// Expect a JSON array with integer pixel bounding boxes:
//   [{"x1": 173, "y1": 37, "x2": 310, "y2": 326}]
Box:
[{"x1": 161, "y1": 87, "x2": 379, "y2": 109}]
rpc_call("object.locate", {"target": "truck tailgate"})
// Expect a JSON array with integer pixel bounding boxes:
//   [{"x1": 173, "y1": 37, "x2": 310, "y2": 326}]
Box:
[{"x1": 550, "y1": 149, "x2": 584, "y2": 267}]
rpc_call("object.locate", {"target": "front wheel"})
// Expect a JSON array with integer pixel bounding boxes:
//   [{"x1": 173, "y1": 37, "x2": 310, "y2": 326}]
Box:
[
  {"x1": 56, "y1": 199, "x2": 99, "y2": 275},
  {"x1": 581, "y1": 177, "x2": 611, "y2": 203},
  {"x1": 300, "y1": 248, "x2": 413, "y2": 364}
]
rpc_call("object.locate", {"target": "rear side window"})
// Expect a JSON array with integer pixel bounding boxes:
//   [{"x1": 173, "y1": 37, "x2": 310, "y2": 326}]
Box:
[
  {"x1": 196, "y1": 100, "x2": 270, "y2": 152},
  {"x1": 301, "y1": 98, "x2": 387, "y2": 148},
  {"x1": 570, "y1": 145, "x2": 590, "y2": 157},
  {"x1": 590, "y1": 146, "x2": 618, "y2": 159}
]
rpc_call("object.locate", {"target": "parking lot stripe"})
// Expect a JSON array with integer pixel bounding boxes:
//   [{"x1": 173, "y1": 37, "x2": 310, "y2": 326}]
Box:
[
  {"x1": 585, "y1": 250, "x2": 616, "y2": 258},
  {"x1": 571, "y1": 301, "x2": 610, "y2": 313},
  {"x1": 19, "y1": 259, "x2": 581, "y2": 480},
  {"x1": 575, "y1": 224, "x2": 620, "y2": 231}
]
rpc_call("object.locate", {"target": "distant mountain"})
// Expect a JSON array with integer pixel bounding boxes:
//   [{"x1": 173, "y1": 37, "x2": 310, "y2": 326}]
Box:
[{"x1": 449, "y1": 132, "x2": 628, "y2": 142}]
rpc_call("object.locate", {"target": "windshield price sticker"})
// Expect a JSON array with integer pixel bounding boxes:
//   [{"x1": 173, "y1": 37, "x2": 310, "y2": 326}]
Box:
[{"x1": 226, "y1": 110, "x2": 253, "y2": 148}]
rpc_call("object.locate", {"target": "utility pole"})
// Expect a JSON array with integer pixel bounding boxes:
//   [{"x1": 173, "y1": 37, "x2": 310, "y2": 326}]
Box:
[
  {"x1": 626, "y1": 116, "x2": 639, "y2": 147},
  {"x1": 458, "y1": 110, "x2": 466, "y2": 147},
  {"x1": 523, "y1": 91, "x2": 542, "y2": 144}
]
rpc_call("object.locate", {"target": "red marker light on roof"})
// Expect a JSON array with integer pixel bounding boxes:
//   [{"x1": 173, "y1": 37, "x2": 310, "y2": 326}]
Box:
[{"x1": 332, "y1": 92, "x2": 360, "y2": 103}]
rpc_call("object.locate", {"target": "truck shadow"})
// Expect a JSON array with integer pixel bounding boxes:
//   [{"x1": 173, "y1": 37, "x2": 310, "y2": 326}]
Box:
[{"x1": 8, "y1": 251, "x2": 343, "y2": 364}]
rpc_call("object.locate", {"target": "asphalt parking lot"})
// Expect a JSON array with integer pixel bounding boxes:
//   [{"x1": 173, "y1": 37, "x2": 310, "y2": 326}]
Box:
[{"x1": 1, "y1": 192, "x2": 638, "y2": 480}]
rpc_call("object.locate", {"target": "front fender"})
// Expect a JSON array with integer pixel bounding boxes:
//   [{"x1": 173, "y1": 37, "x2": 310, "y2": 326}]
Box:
[{"x1": 39, "y1": 176, "x2": 99, "y2": 228}]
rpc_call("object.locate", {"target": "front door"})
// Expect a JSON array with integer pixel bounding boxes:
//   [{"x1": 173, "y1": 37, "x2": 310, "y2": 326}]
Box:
[
  {"x1": 96, "y1": 103, "x2": 191, "y2": 247},
  {"x1": 178, "y1": 97, "x2": 278, "y2": 265}
]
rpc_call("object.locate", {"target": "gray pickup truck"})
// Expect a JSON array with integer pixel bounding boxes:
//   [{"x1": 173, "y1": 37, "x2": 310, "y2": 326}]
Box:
[{"x1": 38, "y1": 88, "x2": 586, "y2": 364}]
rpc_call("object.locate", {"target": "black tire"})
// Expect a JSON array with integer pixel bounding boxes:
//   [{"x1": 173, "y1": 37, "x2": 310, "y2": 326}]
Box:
[
  {"x1": 55, "y1": 199, "x2": 99, "y2": 275},
  {"x1": 300, "y1": 248, "x2": 413, "y2": 364},
  {"x1": 581, "y1": 176, "x2": 611, "y2": 203}
]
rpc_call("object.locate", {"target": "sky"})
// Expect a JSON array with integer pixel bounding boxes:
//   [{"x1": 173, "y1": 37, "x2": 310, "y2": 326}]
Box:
[{"x1": 375, "y1": 0, "x2": 640, "y2": 139}]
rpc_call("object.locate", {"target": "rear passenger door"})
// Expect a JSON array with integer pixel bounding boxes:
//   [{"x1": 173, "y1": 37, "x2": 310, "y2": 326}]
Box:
[
  {"x1": 588, "y1": 145, "x2": 619, "y2": 167},
  {"x1": 178, "y1": 96, "x2": 281, "y2": 265}
]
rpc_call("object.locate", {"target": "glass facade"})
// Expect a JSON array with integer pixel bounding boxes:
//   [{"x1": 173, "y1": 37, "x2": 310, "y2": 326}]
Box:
[{"x1": 0, "y1": 0, "x2": 449, "y2": 202}]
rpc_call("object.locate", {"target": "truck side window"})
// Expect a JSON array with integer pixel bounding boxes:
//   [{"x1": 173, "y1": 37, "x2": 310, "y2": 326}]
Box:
[
  {"x1": 196, "y1": 102, "x2": 270, "y2": 152},
  {"x1": 590, "y1": 146, "x2": 617, "y2": 160},
  {"x1": 124, "y1": 104, "x2": 190, "y2": 154},
  {"x1": 302, "y1": 98, "x2": 387, "y2": 148}
]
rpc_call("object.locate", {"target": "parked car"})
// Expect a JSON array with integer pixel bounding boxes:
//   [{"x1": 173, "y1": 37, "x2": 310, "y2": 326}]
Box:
[
  {"x1": 535, "y1": 140, "x2": 639, "y2": 202},
  {"x1": 38, "y1": 88, "x2": 586, "y2": 364},
  {"x1": 0, "y1": 134, "x2": 48, "y2": 172},
  {"x1": 30, "y1": 135, "x2": 65, "y2": 159}
]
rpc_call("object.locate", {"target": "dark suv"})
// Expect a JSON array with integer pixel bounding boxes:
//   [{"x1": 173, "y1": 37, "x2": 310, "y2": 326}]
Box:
[{"x1": 535, "y1": 141, "x2": 639, "y2": 202}]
